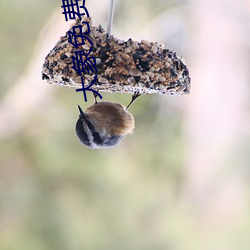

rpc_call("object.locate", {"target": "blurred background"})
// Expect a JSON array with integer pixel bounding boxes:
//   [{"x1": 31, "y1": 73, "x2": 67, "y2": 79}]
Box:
[{"x1": 1, "y1": 0, "x2": 250, "y2": 249}]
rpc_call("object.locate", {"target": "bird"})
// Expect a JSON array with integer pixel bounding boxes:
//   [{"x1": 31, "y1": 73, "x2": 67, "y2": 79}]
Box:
[{"x1": 75, "y1": 92, "x2": 140, "y2": 149}]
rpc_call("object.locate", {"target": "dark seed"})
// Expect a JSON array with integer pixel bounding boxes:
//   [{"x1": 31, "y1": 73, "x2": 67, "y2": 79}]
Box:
[
  {"x1": 60, "y1": 54, "x2": 68, "y2": 60},
  {"x1": 62, "y1": 77, "x2": 69, "y2": 82},
  {"x1": 42, "y1": 73, "x2": 50, "y2": 80}
]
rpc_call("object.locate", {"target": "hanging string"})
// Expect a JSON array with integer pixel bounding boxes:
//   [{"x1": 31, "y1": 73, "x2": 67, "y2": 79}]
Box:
[{"x1": 107, "y1": 0, "x2": 115, "y2": 34}]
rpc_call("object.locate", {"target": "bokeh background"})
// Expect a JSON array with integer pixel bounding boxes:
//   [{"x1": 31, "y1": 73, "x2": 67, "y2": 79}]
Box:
[{"x1": 1, "y1": 0, "x2": 250, "y2": 249}]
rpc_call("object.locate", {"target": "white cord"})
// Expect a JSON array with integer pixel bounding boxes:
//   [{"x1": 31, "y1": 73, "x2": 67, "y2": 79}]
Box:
[{"x1": 107, "y1": 0, "x2": 115, "y2": 34}]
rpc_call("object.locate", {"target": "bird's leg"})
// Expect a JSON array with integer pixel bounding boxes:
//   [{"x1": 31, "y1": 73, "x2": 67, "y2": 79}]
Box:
[
  {"x1": 92, "y1": 91, "x2": 99, "y2": 104},
  {"x1": 126, "y1": 91, "x2": 141, "y2": 110}
]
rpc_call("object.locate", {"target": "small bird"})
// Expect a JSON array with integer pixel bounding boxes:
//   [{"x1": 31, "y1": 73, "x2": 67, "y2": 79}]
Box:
[{"x1": 75, "y1": 93, "x2": 140, "y2": 149}]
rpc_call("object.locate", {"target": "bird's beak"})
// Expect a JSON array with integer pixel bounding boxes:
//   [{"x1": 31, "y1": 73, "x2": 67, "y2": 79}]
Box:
[{"x1": 77, "y1": 105, "x2": 86, "y2": 119}]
